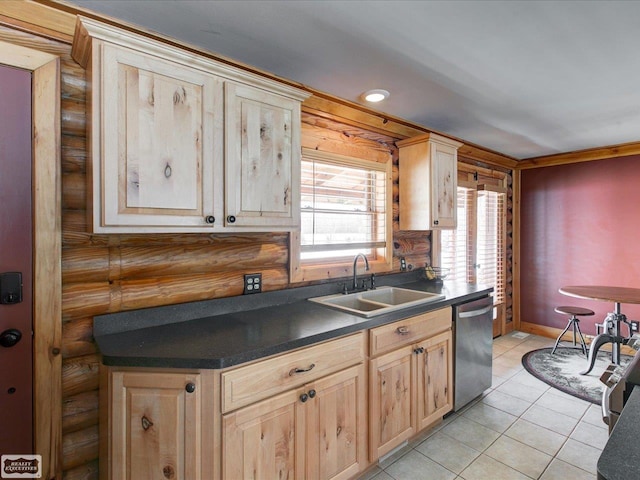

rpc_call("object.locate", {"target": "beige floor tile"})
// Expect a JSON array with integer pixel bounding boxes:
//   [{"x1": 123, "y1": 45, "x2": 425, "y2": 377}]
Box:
[
  {"x1": 534, "y1": 390, "x2": 590, "y2": 419},
  {"x1": 493, "y1": 354, "x2": 524, "y2": 369},
  {"x1": 385, "y1": 450, "x2": 456, "y2": 480},
  {"x1": 461, "y1": 402, "x2": 518, "y2": 433},
  {"x1": 521, "y1": 404, "x2": 580, "y2": 436},
  {"x1": 581, "y1": 403, "x2": 607, "y2": 429},
  {"x1": 539, "y1": 458, "x2": 594, "y2": 480},
  {"x1": 556, "y1": 438, "x2": 601, "y2": 474},
  {"x1": 416, "y1": 431, "x2": 481, "y2": 474},
  {"x1": 484, "y1": 435, "x2": 552, "y2": 478},
  {"x1": 493, "y1": 343, "x2": 510, "y2": 357},
  {"x1": 496, "y1": 378, "x2": 548, "y2": 402},
  {"x1": 377, "y1": 443, "x2": 412, "y2": 470},
  {"x1": 357, "y1": 466, "x2": 385, "y2": 480},
  {"x1": 441, "y1": 416, "x2": 501, "y2": 451},
  {"x1": 370, "y1": 470, "x2": 394, "y2": 480},
  {"x1": 491, "y1": 374, "x2": 508, "y2": 388},
  {"x1": 503, "y1": 418, "x2": 567, "y2": 456},
  {"x1": 481, "y1": 389, "x2": 532, "y2": 417},
  {"x1": 492, "y1": 362, "x2": 524, "y2": 379},
  {"x1": 509, "y1": 369, "x2": 551, "y2": 390},
  {"x1": 570, "y1": 421, "x2": 609, "y2": 450},
  {"x1": 460, "y1": 454, "x2": 530, "y2": 480}
]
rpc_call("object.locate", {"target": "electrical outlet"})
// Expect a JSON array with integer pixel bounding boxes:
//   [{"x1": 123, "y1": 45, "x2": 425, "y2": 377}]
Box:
[
  {"x1": 244, "y1": 273, "x2": 262, "y2": 294},
  {"x1": 400, "y1": 257, "x2": 407, "y2": 271},
  {"x1": 632, "y1": 321, "x2": 639, "y2": 334}
]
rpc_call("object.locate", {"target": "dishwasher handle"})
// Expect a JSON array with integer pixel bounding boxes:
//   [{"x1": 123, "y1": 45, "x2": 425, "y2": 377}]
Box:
[{"x1": 458, "y1": 305, "x2": 493, "y2": 318}]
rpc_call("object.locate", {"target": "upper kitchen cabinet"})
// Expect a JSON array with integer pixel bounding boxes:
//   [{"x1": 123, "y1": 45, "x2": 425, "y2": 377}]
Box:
[
  {"x1": 72, "y1": 16, "x2": 309, "y2": 233},
  {"x1": 398, "y1": 133, "x2": 463, "y2": 230},
  {"x1": 224, "y1": 82, "x2": 301, "y2": 228}
]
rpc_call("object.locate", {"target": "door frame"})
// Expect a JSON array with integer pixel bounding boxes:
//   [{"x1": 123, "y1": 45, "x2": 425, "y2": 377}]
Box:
[{"x1": 0, "y1": 41, "x2": 61, "y2": 479}]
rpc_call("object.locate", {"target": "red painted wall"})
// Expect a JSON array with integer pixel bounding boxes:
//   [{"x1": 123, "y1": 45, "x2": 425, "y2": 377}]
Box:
[{"x1": 521, "y1": 156, "x2": 640, "y2": 334}]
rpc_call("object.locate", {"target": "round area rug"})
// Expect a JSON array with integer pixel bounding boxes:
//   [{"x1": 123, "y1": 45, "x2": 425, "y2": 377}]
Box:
[{"x1": 521, "y1": 347, "x2": 632, "y2": 404}]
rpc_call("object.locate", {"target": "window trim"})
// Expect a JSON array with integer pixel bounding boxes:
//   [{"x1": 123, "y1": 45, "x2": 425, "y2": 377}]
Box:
[{"x1": 290, "y1": 148, "x2": 393, "y2": 283}]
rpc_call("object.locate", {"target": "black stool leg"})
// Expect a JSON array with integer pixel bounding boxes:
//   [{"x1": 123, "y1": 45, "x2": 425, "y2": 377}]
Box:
[
  {"x1": 574, "y1": 319, "x2": 588, "y2": 356},
  {"x1": 552, "y1": 318, "x2": 574, "y2": 354}
]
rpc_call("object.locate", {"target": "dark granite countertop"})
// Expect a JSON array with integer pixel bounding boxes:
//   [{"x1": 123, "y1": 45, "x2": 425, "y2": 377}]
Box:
[
  {"x1": 598, "y1": 387, "x2": 640, "y2": 480},
  {"x1": 94, "y1": 271, "x2": 492, "y2": 369}
]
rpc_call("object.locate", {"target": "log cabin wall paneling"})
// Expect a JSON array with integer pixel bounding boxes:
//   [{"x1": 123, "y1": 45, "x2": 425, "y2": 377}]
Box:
[
  {"x1": 0, "y1": 8, "x2": 517, "y2": 477},
  {"x1": 0, "y1": 23, "x2": 431, "y2": 479}
]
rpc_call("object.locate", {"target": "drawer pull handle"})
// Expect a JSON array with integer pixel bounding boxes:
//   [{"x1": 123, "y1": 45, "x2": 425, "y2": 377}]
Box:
[
  {"x1": 289, "y1": 363, "x2": 315, "y2": 376},
  {"x1": 397, "y1": 326, "x2": 410, "y2": 335}
]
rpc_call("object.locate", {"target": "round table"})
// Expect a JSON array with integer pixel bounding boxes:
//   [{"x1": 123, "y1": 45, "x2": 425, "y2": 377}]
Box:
[{"x1": 559, "y1": 286, "x2": 640, "y2": 375}]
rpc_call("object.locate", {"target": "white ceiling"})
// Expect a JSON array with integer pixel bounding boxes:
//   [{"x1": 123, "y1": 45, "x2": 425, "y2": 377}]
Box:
[{"x1": 69, "y1": 0, "x2": 640, "y2": 159}]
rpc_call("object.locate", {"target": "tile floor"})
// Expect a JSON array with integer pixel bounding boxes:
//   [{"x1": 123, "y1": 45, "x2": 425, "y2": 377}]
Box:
[{"x1": 358, "y1": 331, "x2": 606, "y2": 480}]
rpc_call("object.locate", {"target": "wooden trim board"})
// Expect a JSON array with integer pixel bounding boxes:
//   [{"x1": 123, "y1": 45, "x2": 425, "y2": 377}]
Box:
[{"x1": 0, "y1": 40, "x2": 62, "y2": 479}]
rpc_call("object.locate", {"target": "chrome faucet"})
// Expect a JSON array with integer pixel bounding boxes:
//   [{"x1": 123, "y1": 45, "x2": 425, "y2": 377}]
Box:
[{"x1": 352, "y1": 253, "x2": 370, "y2": 291}]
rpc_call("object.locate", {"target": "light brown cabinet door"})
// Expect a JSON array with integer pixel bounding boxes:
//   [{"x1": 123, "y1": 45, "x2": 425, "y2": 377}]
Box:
[
  {"x1": 416, "y1": 330, "x2": 453, "y2": 431},
  {"x1": 305, "y1": 364, "x2": 367, "y2": 480},
  {"x1": 225, "y1": 82, "x2": 300, "y2": 228},
  {"x1": 430, "y1": 141, "x2": 458, "y2": 229},
  {"x1": 110, "y1": 371, "x2": 202, "y2": 480},
  {"x1": 97, "y1": 43, "x2": 222, "y2": 231},
  {"x1": 369, "y1": 346, "x2": 415, "y2": 460},
  {"x1": 222, "y1": 388, "x2": 305, "y2": 480}
]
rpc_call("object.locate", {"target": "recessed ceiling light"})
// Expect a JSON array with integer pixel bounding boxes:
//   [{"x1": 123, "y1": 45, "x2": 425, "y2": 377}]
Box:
[{"x1": 362, "y1": 89, "x2": 390, "y2": 103}]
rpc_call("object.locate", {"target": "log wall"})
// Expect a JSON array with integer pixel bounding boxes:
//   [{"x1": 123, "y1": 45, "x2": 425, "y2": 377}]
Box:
[{"x1": 0, "y1": 15, "x2": 514, "y2": 480}]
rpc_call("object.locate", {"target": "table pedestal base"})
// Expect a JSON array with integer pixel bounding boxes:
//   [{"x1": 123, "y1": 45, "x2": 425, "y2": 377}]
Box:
[{"x1": 580, "y1": 312, "x2": 628, "y2": 375}]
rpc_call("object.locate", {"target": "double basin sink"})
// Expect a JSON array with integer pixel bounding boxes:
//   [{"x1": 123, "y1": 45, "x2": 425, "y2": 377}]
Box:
[{"x1": 309, "y1": 286, "x2": 444, "y2": 318}]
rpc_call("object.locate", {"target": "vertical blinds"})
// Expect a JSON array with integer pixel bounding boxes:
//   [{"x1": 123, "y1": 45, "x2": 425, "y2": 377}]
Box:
[
  {"x1": 441, "y1": 187, "x2": 505, "y2": 305},
  {"x1": 300, "y1": 157, "x2": 387, "y2": 258}
]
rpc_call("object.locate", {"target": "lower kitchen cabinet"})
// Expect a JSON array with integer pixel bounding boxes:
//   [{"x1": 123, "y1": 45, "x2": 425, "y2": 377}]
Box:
[
  {"x1": 369, "y1": 345, "x2": 416, "y2": 459},
  {"x1": 103, "y1": 370, "x2": 211, "y2": 480},
  {"x1": 368, "y1": 308, "x2": 453, "y2": 460},
  {"x1": 415, "y1": 330, "x2": 453, "y2": 431},
  {"x1": 222, "y1": 363, "x2": 367, "y2": 480},
  {"x1": 100, "y1": 311, "x2": 454, "y2": 479}
]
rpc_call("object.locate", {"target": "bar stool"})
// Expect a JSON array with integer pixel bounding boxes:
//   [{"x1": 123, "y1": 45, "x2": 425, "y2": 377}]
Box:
[{"x1": 551, "y1": 306, "x2": 594, "y2": 355}]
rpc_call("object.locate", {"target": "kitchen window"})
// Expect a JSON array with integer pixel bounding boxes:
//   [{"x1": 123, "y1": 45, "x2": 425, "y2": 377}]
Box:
[
  {"x1": 437, "y1": 181, "x2": 507, "y2": 331},
  {"x1": 290, "y1": 148, "x2": 392, "y2": 282}
]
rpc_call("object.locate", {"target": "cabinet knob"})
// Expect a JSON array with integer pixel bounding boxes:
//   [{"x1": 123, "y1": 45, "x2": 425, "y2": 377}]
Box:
[
  {"x1": 185, "y1": 382, "x2": 196, "y2": 393},
  {"x1": 308, "y1": 389, "x2": 316, "y2": 399},
  {"x1": 205, "y1": 215, "x2": 215, "y2": 224},
  {"x1": 396, "y1": 326, "x2": 409, "y2": 335},
  {"x1": 227, "y1": 215, "x2": 236, "y2": 223},
  {"x1": 433, "y1": 220, "x2": 439, "y2": 226},
  {"x1": 414, "y1": 347, "x2": 425, "y2": 354},
  {"x1": 300, "y1": 393, "x2": 309, "y2": 403}
]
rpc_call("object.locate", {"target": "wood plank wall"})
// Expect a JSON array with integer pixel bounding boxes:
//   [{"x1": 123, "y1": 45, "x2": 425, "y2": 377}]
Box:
[
  {"x1": 0, "y1": 19, "x2": 515, "y2": 480},
  {"x1": 0, "y1": 23, "x2": 429, "y2": 480}
]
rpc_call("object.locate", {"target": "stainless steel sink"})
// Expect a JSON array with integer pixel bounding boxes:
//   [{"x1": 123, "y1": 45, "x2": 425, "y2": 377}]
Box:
[{"x1": 309, "y1": 286, "x2": 444, "y2": 317}]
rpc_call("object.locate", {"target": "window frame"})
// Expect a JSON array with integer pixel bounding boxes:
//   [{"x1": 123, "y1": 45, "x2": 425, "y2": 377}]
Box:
[{"x1": 290, "y1": 148, "x2": 393, "y2": 283}]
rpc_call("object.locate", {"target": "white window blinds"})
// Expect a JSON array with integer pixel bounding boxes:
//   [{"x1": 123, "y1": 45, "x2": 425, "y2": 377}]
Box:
[
  {"x1": 300, "y1": 151, "x2": 387, "y2": 261},
  {"x1": 440, "y1": 186, "x2": 505, "y2": 306}
]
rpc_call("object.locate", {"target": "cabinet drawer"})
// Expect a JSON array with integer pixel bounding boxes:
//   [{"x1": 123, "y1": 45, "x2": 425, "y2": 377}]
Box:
[
  {"x1": 369, "y1": 307, "x2": 451, "y2": 357},
  {"x1": 222, "y1": 332, "x2": 365, "y2": 412}
]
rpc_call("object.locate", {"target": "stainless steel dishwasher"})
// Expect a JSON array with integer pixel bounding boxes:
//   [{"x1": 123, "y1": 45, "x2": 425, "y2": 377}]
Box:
[{"x1": 452, "y1": 295, "x2": 494, "y2": 411}]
